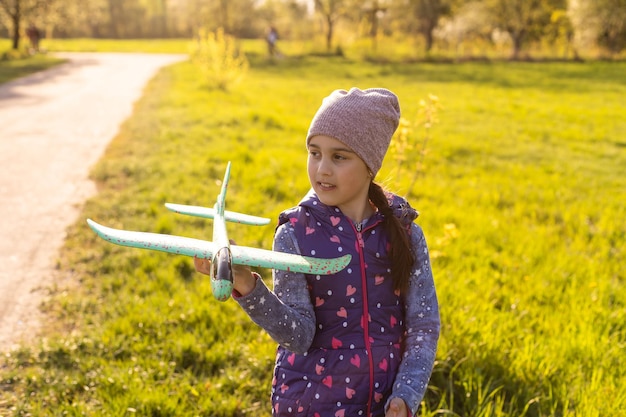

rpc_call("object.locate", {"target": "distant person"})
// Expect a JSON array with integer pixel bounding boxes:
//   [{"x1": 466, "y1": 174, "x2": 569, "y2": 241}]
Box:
[
  {"x1": 194, "y1": 87, "x2": 440, "y2": 417},
  {"x1": 266, "y1": 26, "x2": 279, "y2": 57},
  {"x1": 26, "y1": 24, "x2": 41, "y2": 52}
]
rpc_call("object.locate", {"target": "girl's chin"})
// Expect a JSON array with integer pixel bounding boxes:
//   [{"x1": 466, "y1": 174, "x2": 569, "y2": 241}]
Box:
[{"x1": 315, "y1": 192, "x2": 337, "y2": 207}]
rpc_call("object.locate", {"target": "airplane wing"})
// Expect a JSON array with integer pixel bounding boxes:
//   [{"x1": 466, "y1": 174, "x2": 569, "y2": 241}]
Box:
[
  {"x1": 230, "y1": 245, "x2": 351, "y2": 275},
  {"x1": 165, "y1": 203, "x2": 271, "y2": 226},
  {"x1": 87, "y1": 219, "x2": 351, "y2": 275},
  {"x1": 87, "y1": 219, "x2": 217, "y2": 259}
]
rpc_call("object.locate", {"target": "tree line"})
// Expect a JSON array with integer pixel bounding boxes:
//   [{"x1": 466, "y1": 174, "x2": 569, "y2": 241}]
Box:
[{"x1": 1, "y1": 0, "x2": 625, "y2": 58}]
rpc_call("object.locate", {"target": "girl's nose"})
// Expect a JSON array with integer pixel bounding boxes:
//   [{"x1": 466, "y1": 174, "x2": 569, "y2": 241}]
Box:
[{"x1": 316, "y1": 157, "x2": 332, "y2": 176}]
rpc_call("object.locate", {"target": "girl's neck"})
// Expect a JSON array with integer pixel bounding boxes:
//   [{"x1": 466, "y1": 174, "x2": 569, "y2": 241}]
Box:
[{"x1": 341, "y1": 200, "x2": 376, "y2": 225}]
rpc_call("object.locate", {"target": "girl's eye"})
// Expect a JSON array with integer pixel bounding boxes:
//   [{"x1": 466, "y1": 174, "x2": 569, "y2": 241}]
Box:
[{"x1": 334, "y1": 154, "x2": 346, "y2": 160}]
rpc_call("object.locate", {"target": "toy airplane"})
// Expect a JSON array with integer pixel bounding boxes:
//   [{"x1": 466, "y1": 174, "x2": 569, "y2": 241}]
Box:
[{"x1": 87, "y1": 162, "x2": 351, "y2": 301}]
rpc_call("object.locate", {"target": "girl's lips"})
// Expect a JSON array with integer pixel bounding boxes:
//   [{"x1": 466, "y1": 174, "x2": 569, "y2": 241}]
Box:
[{"x1": 317, "y1": 182, "x2": 336, "y2": 191}]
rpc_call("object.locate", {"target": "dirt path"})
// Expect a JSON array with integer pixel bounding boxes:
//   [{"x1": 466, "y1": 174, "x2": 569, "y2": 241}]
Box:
[{"x1": 0, "y1": 52, "x2": 186, "y2": 353}]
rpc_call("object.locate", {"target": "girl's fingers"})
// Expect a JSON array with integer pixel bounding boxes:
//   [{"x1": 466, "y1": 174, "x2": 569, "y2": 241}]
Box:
[{"x1": 193, "y1": 256, "x2": 211, "y2": 275}]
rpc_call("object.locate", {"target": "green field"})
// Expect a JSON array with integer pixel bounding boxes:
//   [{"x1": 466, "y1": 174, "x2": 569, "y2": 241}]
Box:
[
  {"x1": 0, "y1": 44, "x2": 625, "y2": 416},
  {"x1": 0, "y1": 53, "x2": 64, "y2": 83}
]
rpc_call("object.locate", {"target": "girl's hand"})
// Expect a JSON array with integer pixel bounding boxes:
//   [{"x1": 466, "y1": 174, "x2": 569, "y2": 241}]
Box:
[
  {"x1": 193, "y1": 256, "x2": 212, "y2": 276},
  {"x1": 385, "y1": 397, "x2": 409, "y2": 417},
  {"x1": 193, "y1": 243, "x2": 256, "y2": 296}
]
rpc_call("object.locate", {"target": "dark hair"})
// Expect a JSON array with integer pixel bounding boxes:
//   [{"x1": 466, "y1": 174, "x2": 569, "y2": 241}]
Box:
[{"x1": 368, "y1": 182, "x2": 415, "y2": 294}]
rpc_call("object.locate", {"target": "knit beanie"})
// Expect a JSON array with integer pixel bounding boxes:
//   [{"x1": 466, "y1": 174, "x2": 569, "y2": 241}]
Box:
[{"x1": 306, "y1": 87, "x2": 400, "y2": 176}]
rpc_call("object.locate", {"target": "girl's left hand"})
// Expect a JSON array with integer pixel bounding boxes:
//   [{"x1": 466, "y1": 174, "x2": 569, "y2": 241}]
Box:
[{"x1": 385, "y1": 397, "x2": 409, "y2": 417}]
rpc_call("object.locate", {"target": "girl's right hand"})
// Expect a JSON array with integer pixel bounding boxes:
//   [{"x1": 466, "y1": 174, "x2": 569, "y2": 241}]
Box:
[
  {"x1": 193, "y1": 251, "x2": 257, "y2": 297},
  {"x1": 193, "y1": 256, "x2": 212, "y2": 276}
]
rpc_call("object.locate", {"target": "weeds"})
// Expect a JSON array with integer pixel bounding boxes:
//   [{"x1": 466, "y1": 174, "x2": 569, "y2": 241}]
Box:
[
  {"x1": 389, "y1": 94, "x2": 442, "y2": 197},
  {"x1": 188, "y1": 28, "x2": 249, "y2": 91}
]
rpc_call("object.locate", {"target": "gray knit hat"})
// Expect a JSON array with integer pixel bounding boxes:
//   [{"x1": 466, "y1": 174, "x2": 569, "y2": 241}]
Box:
[{"x1": 306, "y1": 87, "x2": 400, "y2": 176}]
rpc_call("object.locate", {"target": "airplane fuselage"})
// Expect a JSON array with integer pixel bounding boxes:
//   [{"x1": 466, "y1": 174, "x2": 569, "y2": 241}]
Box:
[
  {"x1": 211, "y1": 246, "x2": 233, "y2": 301},
  {"x1": 210, "y1": 165, "x2": 235, "y2": 301}
]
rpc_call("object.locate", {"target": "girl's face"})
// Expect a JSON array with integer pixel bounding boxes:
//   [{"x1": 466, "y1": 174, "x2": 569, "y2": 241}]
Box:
[{"x1": 307, "y1": 135, "x2": 373, "y2": 222}]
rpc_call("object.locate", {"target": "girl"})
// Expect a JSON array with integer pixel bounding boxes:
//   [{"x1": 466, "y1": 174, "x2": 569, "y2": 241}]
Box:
[{"x1": 195, "y1": 88, "x2": 440, "y2": 417}]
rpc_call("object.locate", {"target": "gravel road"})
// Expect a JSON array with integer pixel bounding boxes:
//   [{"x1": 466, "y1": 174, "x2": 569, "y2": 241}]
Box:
[{"x1": 0, "y1": 52, "x2": 186, "y2": 352}]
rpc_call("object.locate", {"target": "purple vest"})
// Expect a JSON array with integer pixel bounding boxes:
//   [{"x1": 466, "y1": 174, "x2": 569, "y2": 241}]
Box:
[{"x1": 271, "y1": 192, "x2": 409, "y2": 417}]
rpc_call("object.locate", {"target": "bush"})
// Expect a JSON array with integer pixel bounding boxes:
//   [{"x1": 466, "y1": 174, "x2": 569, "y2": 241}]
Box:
[
  {"x1": 188, "y1": 27, "x2": 249, "y2": 91},
  {"x1": 1, "y1": 47, "x2": 32, "y2": 61}
]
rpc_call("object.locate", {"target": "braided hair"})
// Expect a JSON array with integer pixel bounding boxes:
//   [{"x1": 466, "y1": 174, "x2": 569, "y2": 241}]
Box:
[{"x1": 368, "y1": 182, "x2": 415, "y2": 294}]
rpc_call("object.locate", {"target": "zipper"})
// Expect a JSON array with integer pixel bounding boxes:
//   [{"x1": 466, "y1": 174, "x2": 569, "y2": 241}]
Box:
[
  {"x1": 355, "y1": 221, "x2": 365, "y2": 248},
  {"x1": 350, "y1": 219, "x2": 381, "y2": 417}
]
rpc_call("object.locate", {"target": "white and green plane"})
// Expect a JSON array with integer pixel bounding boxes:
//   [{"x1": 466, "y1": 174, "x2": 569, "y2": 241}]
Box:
[{"x1": 87, "y1": 162, "x2": 351, "y2": 301}]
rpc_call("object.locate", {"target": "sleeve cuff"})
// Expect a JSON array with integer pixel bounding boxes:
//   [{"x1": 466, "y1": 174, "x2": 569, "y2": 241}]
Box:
[{"x1": 231, "y1": 272, "x2": 262, "y2": 299}]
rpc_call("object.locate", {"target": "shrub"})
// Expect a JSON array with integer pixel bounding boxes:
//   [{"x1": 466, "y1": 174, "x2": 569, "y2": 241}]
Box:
[{"x1": 188, "y1": 27, "x2": 249, "y2": 91}]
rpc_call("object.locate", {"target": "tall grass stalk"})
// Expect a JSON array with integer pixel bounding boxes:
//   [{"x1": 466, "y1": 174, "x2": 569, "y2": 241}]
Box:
[{"x1": 390, "y1": 93, "x2": 442, "y2": 198}]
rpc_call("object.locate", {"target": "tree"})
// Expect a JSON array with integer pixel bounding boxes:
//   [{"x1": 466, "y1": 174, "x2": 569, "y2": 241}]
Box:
[
  {"x1": 569, "y1": 0, "x2": 626, "y2": 56},
  {"x1": 256, "y1": 0, "x2": 312, "y2": 41},
  {"x1": 433, "y1": 1, "x2": 493, "y2": 57},
  {"x1": 0, "y1": 0, "x2": 33, "y2": 49},
  {"x1": 81, "y1": 0, "x2": 109, "y2": 38},
  {"x1": 37, "y1": 0, "x2": 75, "y2": 39},
  {"x1": 483, "y1": 0, "x2": 567, "y2": 59},
  {"x1": 407, "y1": 0, "x2": 453, "y2": 52},
  {"x1": 0, "y1": 0, "x2": 66, "y2": 49},
  {"x1": 314, "y1": 0, "x2": 352, "y2": 52},
  {"x1": 0, "y1": 0, "x2": 21, "y2": 49},
  {"x1": 169, "y1": 0, "x2": 258, "y2": 38},
  {"x1": 360, "y1": 0, "x2": 390, "y2": 51}
]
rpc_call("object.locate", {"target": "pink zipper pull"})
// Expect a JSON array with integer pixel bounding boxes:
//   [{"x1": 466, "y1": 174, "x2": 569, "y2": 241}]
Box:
[{"x1": 357, "y1": 232, "x2": 365, "y2": 248}]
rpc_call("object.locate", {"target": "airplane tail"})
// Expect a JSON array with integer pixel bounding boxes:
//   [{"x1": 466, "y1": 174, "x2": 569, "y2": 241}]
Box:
[
  {"x1": 165, "y1": 203, "x2": 270, "y2": 226},
  {"x1": 165, "y1": 161, "x2": 270, "y2": 226},
  {"x1": 216, "y1": 161, "x2": 231, "y2": 217}
]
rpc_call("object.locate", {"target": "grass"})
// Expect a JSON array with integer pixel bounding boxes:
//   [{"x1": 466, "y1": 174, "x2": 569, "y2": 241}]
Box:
[
  {"x1": 0, "y1": 40, "x2": 625, "y2": 416},
  {"x1": 40, "y1": 38, "x2": 191, "y2": 54},
  {"x1": 0, "y1": 52, "x2": 64, "y2": 83}
]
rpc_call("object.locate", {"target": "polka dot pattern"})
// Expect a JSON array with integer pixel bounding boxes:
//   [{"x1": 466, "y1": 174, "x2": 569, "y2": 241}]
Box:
[{"x1": 234, "y1": 191, "x2": 439, "y2": 416}]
